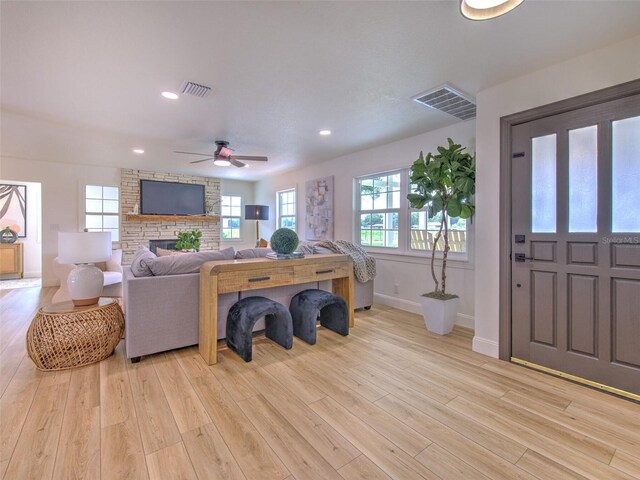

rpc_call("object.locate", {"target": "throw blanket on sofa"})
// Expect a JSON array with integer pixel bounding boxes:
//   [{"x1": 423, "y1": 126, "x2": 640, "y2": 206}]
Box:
[{"x1": 315, "y1": 240, "x2": 376, "y2": 283}]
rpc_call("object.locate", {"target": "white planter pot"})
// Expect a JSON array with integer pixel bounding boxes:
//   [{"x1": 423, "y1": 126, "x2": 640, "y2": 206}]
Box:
[{"x1": 420, "y1": 295, "x2": 460, "y2": 335}]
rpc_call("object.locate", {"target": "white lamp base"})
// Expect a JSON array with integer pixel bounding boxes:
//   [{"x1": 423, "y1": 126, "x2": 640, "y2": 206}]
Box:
[{"x1": 68, "y1": 264, "x2": 104, "y2": 306}]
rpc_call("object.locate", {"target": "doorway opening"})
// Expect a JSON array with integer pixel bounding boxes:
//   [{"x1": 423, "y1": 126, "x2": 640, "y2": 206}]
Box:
[{"x1": 0, "y1": 180, "x2": 42, "y2": 290}]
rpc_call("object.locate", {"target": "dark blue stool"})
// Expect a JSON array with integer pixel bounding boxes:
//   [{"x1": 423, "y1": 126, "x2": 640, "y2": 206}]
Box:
[
  {"x1": 226, "y1": 296, "x2": 293, "y2": 362},
  {"x1": 289, "y1": 289, "x2": 349, "y2": 345}
]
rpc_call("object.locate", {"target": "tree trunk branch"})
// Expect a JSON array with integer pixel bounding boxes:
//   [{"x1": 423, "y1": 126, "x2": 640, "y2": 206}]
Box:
[{"x1": 431, "y1": 213, "x2": 445, "y2": 295}]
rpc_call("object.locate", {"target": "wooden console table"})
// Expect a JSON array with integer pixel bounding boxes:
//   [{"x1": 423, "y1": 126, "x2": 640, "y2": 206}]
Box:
[{"x1": 199, "y1": 254, "x2": 354, "y2": 365}]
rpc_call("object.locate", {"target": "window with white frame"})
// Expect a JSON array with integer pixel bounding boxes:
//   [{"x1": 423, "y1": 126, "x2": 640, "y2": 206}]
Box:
[
  {"x1": 357, "y1": 172, "x2": 401, "y2": 248},
  {"x1": 221, "y1": 194, "x2": 242, "y2": 240},
  {"x1": 85, "y1": 185, "x2": 119, "y2": 241},
  {"x1": 409, "y1": 211, "x2": 467, "y2": 253},
  {"x1": 277, "y1": 188, "x2": 296, "y2": 231},
  {"x1": 355, "y1": 170, "x2": 469, "y2": 255}
]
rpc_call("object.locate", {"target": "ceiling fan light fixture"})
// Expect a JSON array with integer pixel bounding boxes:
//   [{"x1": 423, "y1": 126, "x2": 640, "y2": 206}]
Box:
[
  {"x1": 213, "y1": 158, "x2": 231, "y2": 167},
  {"x1": 460, "y1": 0, "x2": 523, "y2": 20}
]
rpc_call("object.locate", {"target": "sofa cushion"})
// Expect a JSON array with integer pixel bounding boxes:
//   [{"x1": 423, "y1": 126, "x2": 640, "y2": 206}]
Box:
[
  {"x1": 296, "y1": 241, "x2": 316, "y2": 255},
  {"x1": 313, "y1": 245, "x2": 333, "y2": 254},
  {"x1": 131, "y1": 246, "x2": 156, "y2": 277},
  {"x1": 147, "y1": 247, "x2": 236, "y2": 276},
  {"x1": 235, "y1": 247, "x2": 273, "y2": 259}
]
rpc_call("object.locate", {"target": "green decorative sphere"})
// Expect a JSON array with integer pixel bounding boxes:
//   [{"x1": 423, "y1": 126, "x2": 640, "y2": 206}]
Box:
[{"x1": 270, "y1": 228, "x2": 299, "y2": 254}]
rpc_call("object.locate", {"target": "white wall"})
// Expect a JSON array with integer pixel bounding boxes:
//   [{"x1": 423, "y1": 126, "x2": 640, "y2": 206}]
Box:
[
  {"x1": 1, "y1": 157, "x2": 120, "y2": 285},
  {"x1": 220, "y1": 178, "x2": 258, "y2": 251},
  {"x1": 473, "y1": 34, "x2": 640, "y2": 357},
  {"x1": 0, "y1": 179, "x2": 42, "y2": 278},
  {"x1": 255, "y1": 120, "x2": 477, "y2": 326}
]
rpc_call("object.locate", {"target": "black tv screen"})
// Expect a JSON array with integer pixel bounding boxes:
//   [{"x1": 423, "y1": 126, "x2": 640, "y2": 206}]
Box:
[{"x1": 140, "y1": 180, "x2": 205, "y2": 215}]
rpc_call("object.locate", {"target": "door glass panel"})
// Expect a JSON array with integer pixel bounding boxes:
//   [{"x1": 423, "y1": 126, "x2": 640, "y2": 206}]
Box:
[
  {"x1": 612, "y1": 115, "x2": 640, "y2": 232},
  {"x1": 531, "y1": 134, "x2": 557, "y2": 233},
  {"x1": 569, "y1": 125, "x2": 598, "y2": 232}
]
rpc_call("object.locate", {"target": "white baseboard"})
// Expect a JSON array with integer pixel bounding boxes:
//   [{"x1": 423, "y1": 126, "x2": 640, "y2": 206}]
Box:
[
  {"x1": 455, "y1": 313, "x2": 474, "y2": 330},
  {"x1": 374, "y1": 293, "x2": 422, "y2": 315},
  {"x1": 373, "y1": 293, "x2": 474, "y2": 330},
  {"x1": 42, "y1": 278, "x2": 60, "y2": 288},
  {"x1": 23, "y1": 271, "x2": 42, "y2": 279},
  {"x1": 472, "y1": 336, "x2": 499, "y2": 358}
]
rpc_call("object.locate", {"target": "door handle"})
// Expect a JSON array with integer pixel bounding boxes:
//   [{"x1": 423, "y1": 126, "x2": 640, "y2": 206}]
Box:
[{"x1": 514, "y1": 253, "x2": 534, "y2": 262}]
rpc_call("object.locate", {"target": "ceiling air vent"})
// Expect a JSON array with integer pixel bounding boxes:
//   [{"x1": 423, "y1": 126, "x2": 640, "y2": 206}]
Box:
[
  {"x1": 412, "y1": 84, "x2": 476, "y2": 120},
  {"x1": 180, "y1": 81, "x2": 213, "y2": 98}
]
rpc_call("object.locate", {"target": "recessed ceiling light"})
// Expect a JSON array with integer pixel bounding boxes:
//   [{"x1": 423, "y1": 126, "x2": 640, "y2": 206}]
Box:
[
  {"x1": 161, "y1": 91, "x2": 179, "y2": 100},
  {"x1": 213, "y1": 159, "x2": 231, "y2": 167},
  {"x1": 460, "y1": 0, "x2": 523, "y2": 20},
  {"x1": 319, "y1": 130, "x2": 331, "y2": 136},
  {"x1": 244, "y1": 164, "x2": 250, "y2": 168},
  {"x1": 133, "y1": 148, "x2": 145, "y2": 154}
]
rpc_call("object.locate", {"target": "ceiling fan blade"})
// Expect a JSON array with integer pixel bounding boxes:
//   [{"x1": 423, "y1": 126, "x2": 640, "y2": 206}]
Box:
[
  {"x1": 175, "y1": 151, "x2": 214, "y2": 157},
  {"x1": 189, "y1": 157, "x2": 215, "y2": 164},
  {"x1": 230, "y1": 155, "x2": 268, "y2": 162},
  {"x1": 230, "y1": 159, "x2": 246, "y2": 168}
]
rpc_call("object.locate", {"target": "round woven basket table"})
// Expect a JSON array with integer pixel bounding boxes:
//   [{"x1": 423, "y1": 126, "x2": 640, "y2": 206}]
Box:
[{"x1": 26, "y1": 298, "x2": 124, "y2": 371}]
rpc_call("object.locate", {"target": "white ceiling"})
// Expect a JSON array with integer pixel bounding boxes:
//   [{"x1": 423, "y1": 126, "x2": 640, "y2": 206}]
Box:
[{"x1": 2, "y1": 1, "x2": 639, "y2": 180}]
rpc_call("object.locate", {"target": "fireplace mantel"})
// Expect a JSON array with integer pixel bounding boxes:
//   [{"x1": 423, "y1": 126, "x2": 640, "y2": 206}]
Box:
[{"x1": 126, "y1": 214, "x2": 219, "y2": 223}]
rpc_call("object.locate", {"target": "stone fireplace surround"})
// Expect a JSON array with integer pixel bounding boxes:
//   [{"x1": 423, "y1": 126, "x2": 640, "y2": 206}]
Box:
[{"x1": 120, "y1": 169, "x2": 221, "y2": 264}]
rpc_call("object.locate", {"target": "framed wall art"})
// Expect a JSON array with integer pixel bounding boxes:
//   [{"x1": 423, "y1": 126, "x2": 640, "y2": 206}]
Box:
[{"x1": 0, "y1": 184, "x2": 27, "y2": 238}]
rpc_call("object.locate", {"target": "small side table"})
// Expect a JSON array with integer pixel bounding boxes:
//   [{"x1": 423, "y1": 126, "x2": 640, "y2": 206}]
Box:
[{"x1": 26, "y1": 298, "x2": 124, "y2": 371}]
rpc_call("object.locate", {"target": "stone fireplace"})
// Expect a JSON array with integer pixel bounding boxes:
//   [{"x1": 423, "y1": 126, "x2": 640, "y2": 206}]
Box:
[{"x1": 120, "y1": 169, "x2": 221, "y2": 264}]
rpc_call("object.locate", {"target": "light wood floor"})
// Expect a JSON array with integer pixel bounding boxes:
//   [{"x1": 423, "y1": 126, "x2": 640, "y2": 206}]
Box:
[{"x1": 1, "y1": 287, "x2": 640, "y2": 480}]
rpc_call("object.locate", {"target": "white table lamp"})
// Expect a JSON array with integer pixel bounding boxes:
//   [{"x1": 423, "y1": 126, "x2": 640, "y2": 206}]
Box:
[{"x1": 58, "y1": 232, "x2": 112, "y2": 306}]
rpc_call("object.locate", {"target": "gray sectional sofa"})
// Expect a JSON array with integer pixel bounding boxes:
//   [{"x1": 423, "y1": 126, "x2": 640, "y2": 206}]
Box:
[{"x1": 123, "y1": 246, "x2": 373, "y2": 361}]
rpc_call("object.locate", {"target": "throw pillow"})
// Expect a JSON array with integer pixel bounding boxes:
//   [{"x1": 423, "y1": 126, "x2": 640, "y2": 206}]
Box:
[
  {"x1": 156, "y1": 247, "x2": 186, "y2": 257},
  {"x1": 130, "y1": 246, "x2": 157, "y2": 277},
  {"x1": 147, "y1": 247, "x2": 235, "y2": 276},
  {"x1": 235, "y1": 247, "x2": 273, "y2": 259}
]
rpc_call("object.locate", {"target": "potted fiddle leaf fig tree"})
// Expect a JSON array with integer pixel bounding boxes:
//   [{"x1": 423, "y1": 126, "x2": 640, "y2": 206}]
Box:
[{"x1": 407, "y1": 138, "x2": 475, "y2": 335}]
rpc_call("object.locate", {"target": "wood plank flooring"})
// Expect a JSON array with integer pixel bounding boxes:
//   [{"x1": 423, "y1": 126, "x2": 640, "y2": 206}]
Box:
[{"x1": 1, "y1": 286, "x2": 639, "y2": 479}]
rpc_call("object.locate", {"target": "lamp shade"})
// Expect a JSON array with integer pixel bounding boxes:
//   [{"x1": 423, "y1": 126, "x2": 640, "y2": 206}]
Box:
[
  {"x1": 245, "y1": 205, "x2": 270, "y2": 221},
  {"x1": 58, "y1": 232, "x2": 112, "y2": 264}
]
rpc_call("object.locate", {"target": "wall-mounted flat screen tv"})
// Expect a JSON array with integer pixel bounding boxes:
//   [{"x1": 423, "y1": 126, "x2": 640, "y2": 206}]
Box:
[{"x1": 140, "y1": 180, "x2": 205, "y2": 215}]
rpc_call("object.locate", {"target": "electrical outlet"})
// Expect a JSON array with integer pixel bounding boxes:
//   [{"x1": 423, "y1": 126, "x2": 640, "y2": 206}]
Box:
[{"x1": 393, "y1": 284, "x2": 400, "y2": 294}]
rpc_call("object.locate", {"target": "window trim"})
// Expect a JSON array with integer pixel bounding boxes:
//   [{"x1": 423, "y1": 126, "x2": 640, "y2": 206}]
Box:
[
  {"x1": 355, "y1": 170, "x2": 403, "y2": 250},
  {"x1": 220, "y1": 194, "x2": 243, "y2": 242},
  {"x1": 353, "y1": 168, "x2": 472, "y2": 262},
  {"x1": 83, "y1": 184, "x2": 120, "y2": 243},
  {"x1": 276, "y1": 187, "x2": 297, "y2": 232}
]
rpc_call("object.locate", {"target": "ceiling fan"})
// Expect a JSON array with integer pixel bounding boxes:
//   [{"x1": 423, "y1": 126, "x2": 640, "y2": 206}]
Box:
[{"x1": 175, "y1": 140, "x2": 268, "y2": 168}]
